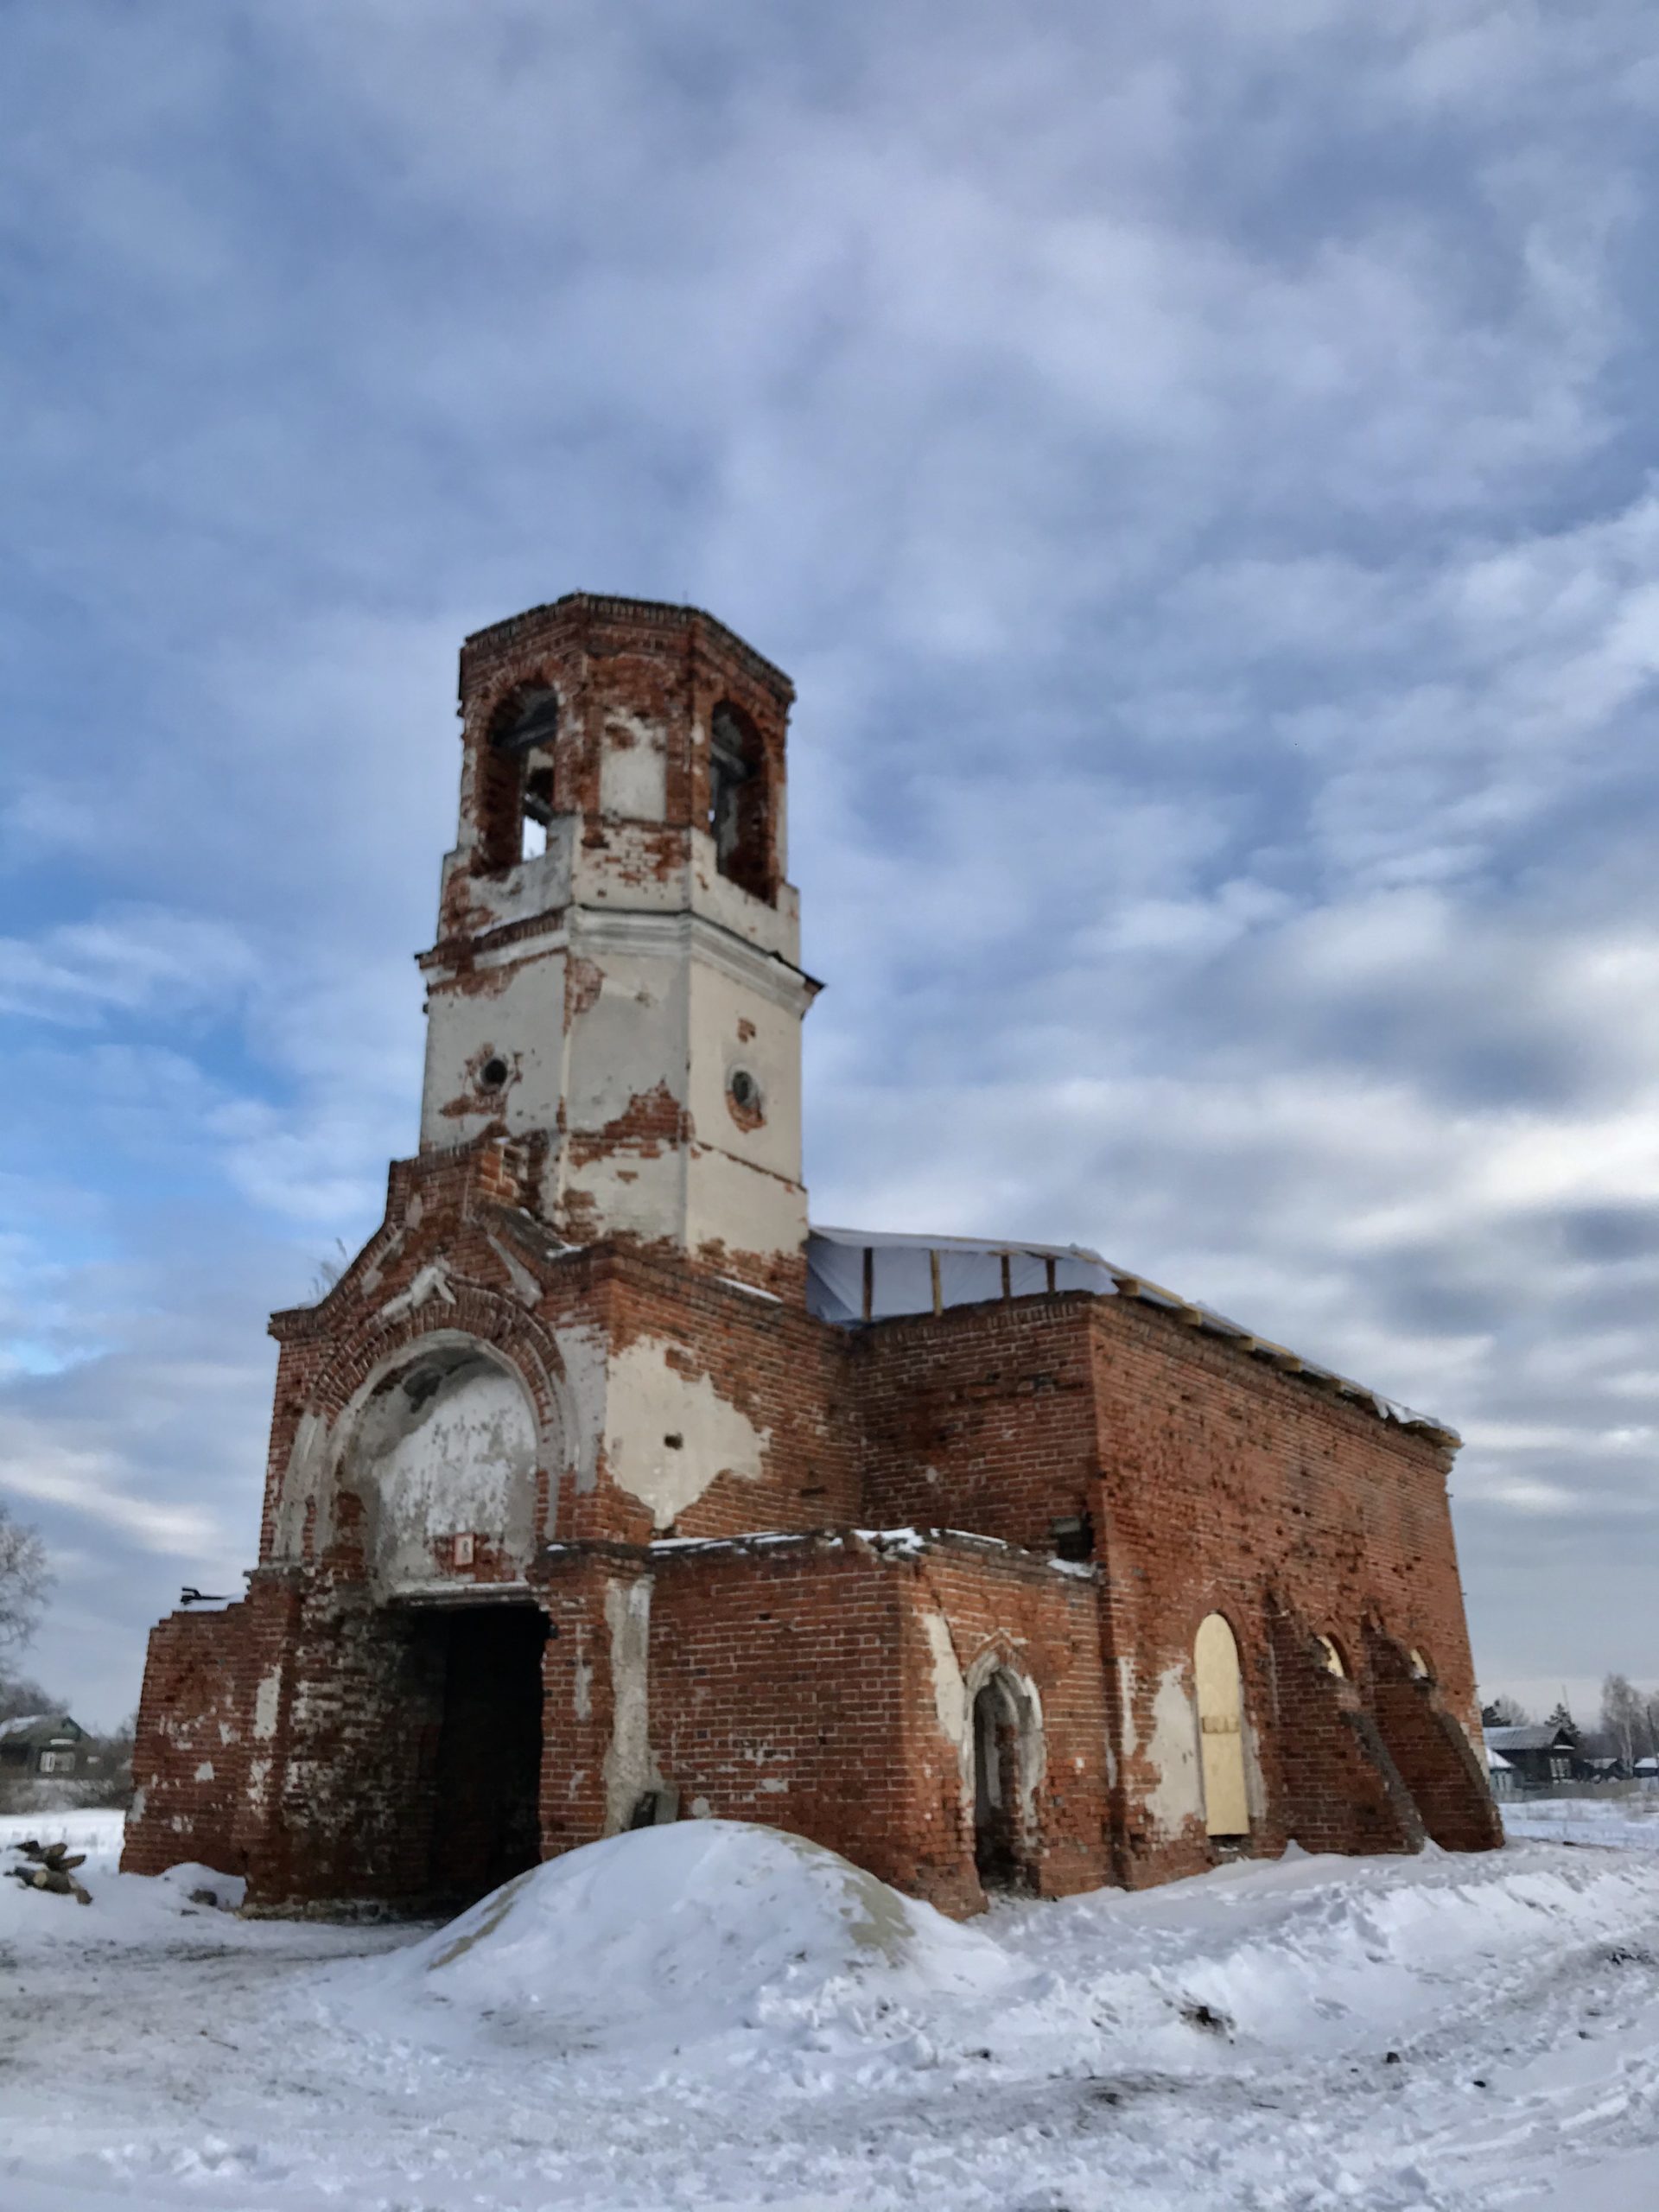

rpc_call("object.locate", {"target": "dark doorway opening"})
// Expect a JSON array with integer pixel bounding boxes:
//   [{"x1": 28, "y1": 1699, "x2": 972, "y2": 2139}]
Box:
[
  {"x1": 415, "y1": 1605, "x2": 548, "y2": 1907},
  {"x1": 972, "y1": 1676, "x2": 1030, "y2": 1891}
]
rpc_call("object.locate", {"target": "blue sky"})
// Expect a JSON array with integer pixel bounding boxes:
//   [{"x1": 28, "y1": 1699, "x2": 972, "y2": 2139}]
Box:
[{"x1": 3, "y1": 1, "x2": 1657, "y2": 1726}]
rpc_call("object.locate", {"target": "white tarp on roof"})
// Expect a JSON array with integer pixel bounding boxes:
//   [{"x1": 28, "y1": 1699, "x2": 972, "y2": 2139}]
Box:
[
  {"x1": 804, "y1": 1224, "x2": 1449, "y2": 1439},
  {"x1": 807, "y1": 1225, "x2": 1115, "y2": 1325}
]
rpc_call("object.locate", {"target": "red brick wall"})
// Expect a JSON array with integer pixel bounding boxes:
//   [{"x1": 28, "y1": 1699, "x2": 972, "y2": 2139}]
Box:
[
  {"x1": 1365, "y1": 1624, "x2": 1503, "y2": 1853},
  {"x1": 260, "y1": 1149, "x2": 860, "y2": 1572},
  {"x1": 888, "y1": 1544, "x2": 1111, "y2": 1913},
  {"x1": 453, "y1": 594, "x2": 793, "y2": 911},
  {"x1": 1266, "y1": 1610, "x2": 1425, "y2": 1856},
  {"x1": 536, "y1": 1533, "x2": 1111, "y2": 1918},
  {"x1": 643, "y1": 1540, "x2": 914, "y2": 1885},
  {"x1": 122, "y1": 1605, "x2": 256, "y2": 1879},
  {"x1": 130, "y1": 1163, "x2": 1496, "y2": 1912},
  {"x1": 855, "y1": 1296, "x2": 1101, "y2": 1550},
  {"x1": 1083, "y1": 1295, "x2": 1489, "y2": 1878},
  {"x1": 578, "y1": 1254, "x2": 861, "y2": 1543},
  {"x1": 237, "y1": 1580, "x2": 450, "y2": 1910}
]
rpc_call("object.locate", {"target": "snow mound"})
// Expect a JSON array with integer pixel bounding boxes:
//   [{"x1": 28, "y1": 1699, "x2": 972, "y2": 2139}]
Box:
[
  {"x1": 353, "y1": 1820, "x2": 1010, "y2": 2066},
  {"x1": 0, "y1": 1811, "x2": 249, "y2": 1952}
]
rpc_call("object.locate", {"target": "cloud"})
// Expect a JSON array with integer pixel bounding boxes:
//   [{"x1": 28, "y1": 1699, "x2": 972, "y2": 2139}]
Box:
[{"x1": 2, "y1": 0, "x2": 1658, "y2": 1719}]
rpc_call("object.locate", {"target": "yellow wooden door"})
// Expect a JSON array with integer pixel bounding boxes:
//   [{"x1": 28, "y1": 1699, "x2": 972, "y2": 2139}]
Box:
[{"x1": 1195, "y1": 1613, "x2": 1250, "y2": 1837}]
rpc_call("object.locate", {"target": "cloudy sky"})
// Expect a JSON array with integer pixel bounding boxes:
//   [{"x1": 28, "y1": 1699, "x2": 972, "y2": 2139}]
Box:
[{"x1": 3, "y1": 1, "x2": 1657, "y2": 1726}]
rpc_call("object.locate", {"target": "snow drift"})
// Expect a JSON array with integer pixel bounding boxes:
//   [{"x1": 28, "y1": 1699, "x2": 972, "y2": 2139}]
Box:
[
  {"x1": 353, "y1": 1819, "x2": 1011, "y2": 2065},
  {"x1": 0, "y1": 1809, "x2": 247, "y2": 1954}
]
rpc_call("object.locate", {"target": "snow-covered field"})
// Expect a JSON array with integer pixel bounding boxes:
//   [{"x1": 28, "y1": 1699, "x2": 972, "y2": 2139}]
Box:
[
  {"x1": 1503, "y1": 1795, "x2": 1659, "y2": 1854},
  {"x1": 5, "y1": 1810, "x2": 1659, "y2": 2210}
]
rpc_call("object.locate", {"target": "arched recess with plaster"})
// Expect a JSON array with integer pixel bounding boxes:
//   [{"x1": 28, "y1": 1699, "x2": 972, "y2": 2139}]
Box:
[
  {"x1": 1193, "y1": 1611, "x2": 1251, "y2": 1840},
  {"x1": 268, "y1": 1284, "x2": 575, "y2": 1582},
  {"x1": 963, "y1": 1644, "x2": 1046, "y2": 1891},
  {"x1": 338, "y1": 1335, "x2": 544, "y2": 1591}
]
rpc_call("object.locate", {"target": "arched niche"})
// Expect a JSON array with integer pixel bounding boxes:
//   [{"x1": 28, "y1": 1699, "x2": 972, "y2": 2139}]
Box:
[
  {"x1": 340, "y1": 1338, "x2": 545, "y2": 1592},
  {"x1": 1194, "y1": 1612, "x2": 1251, "y2": 1839},
  {"x1": 967, "y1": 1656, "x2": 1044, "y2": 1891}
]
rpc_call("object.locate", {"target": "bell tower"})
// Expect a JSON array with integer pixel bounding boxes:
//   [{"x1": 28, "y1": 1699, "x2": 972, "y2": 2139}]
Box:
[{"x1": 416, "y1": 594, "x2": 817, "y2": 1296}]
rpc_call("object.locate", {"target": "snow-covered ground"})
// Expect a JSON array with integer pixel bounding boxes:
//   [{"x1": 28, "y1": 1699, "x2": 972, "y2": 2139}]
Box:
[
  {"x1": 1503, "y1": 1794, "x2": 1659, "y2": 1853},
  {"x1": 5, "y1": 1809, "x2": 1659, "y2": 2209}
]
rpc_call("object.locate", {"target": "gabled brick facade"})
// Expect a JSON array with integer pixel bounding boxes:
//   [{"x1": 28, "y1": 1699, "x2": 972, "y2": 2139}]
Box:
[{"x1": 124, "y1": 595, "x2": 1499, "y2": 1916}]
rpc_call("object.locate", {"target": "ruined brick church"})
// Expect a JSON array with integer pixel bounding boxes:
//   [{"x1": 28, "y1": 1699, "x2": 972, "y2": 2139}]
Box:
[{"x1": 125, "y1": 594, "x2": 1500, "y2": 1916}]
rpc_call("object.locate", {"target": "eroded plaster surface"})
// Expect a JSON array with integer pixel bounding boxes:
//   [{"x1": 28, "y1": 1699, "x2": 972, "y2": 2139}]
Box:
[
  {"x1": 602, "y1": 1339, "x2": 769, "y2": 1529},
  {"x1": 552, "y1": 1319, "x2": 607, "y2": 1496},
  {"x1": 685, "y1": 958, "x2": 803, "y2": 1185},
  {"x1": 601, "y1": 1575, "x2": 655, "y2": 1833},
  {"x1": 421, "y1": 949, "x2": 569, "y2": 1151},
  {"x1": 1143, "y1": 1660, "x2": 1205, "y2": 1838},
  {"x1": 599, "y1": 710, "x2": 668, "y2": 820},
  {"x1": 349, "y1": 1357, "x2": 540, "y2": 1589}
]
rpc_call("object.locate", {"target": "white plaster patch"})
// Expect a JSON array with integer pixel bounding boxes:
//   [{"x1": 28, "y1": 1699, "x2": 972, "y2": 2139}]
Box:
[
  {"x1": 352, "y1": 1357, "x2": 540, "y2": 1590},
  {"x1": 685, "y1": 1143, "x2": 806, "y2": 1268},
  {"x1": 554, "y1": 1319, "x2": 607, "y2": 1497},
  {"x1": 924, "y1": 1611, "x2": 969, "y2": 1759},
  {"x1": 599, "y1": 710, "x2": 668, "y2": 821},
  {"x1": 601, "y1": 1576, "x2": 655, "y2": 1835},
  {"x1": 194, "y1": 1762, "x2": 215, "y2": 1783},
  {"x1": 603, "y1": 1339, "x2": 770, "y2": 1529},
  {"x1": 252, "y1": 1670, "x2": 283, "y2": 1741},
  {"x1": 272, "y1": 1408, "x2": 331, "y2": 1563},
  {"x1": 573, "y1": 1645, "x2": 593, "y2": 1722},
  {"x1": 421, "y1": 946, "x2": 569, "y2": 1152},
  {"x1": 1144, "y1": 1661, "x2": 1205, "y2": 1839}
]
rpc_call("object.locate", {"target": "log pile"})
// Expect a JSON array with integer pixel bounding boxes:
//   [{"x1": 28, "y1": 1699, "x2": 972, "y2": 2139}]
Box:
[{"x1": 7, "y1": 1837, "x2": 92, "y2": 1904}]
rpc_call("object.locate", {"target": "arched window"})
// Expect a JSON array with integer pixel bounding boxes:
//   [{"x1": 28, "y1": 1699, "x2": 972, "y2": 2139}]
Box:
[
  {"x1": 1408, "y1": 1647, "x2": 1433, "y2": 1681},
  {"x1": 1315, "y1": 1635, "x2": 1347, "y2": 1679},
  {"x1": 482, "y1": 686, "x2": 562, "y2": 867},
  {"x1": 1194, "y1": 1613, "x2": 1250, "y2": 1838},
  {"x1": 708, "y1": 702, "x2": 771, "y2": 899}
]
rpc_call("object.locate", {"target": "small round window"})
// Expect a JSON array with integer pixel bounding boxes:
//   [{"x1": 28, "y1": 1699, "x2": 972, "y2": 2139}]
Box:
[
  {"x1": 727, "y1": 1066, "x2": 764, "y2": 1127},
  {"x1": 479, "y1": 1056, "x2": 510, "y2": 1091}
]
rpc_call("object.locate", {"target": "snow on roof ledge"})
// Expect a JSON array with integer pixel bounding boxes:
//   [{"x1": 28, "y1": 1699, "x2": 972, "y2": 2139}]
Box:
[{"x1": 805, "y1": 1225, "x2": 1457, "y2": 1446}]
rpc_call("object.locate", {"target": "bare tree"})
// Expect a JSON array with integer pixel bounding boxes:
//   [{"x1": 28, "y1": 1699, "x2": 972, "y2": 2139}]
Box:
[
  {"x1": 0, "y1": 1500, "x2": 50, "y2": 1656},
  {"x1": 1482, "y1": 1695, "x2": 1531, "y2": 1727},
  {"x1": 1599, "y1": 1674, "x2": 1650, "y2": 1767}
]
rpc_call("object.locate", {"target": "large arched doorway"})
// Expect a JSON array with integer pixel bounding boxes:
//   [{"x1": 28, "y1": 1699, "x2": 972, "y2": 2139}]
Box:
[
  {"x1": 970, "y1": 1667, "x2": 1042, "y2": 1891},
  {"x1": 339, "y1": 1338, "x2": 552, "y2": 1904},
  {"x1": 1194, "y1": 1613, "x2": 1250, "y2": 1840}
]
